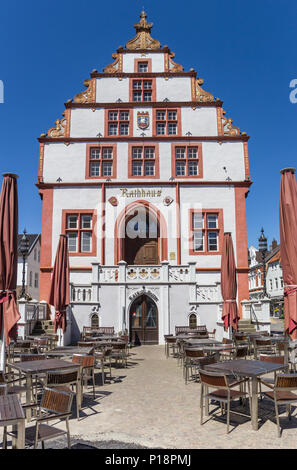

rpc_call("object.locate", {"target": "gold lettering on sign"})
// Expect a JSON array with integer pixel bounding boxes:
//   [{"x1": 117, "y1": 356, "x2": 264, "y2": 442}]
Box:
[{"x1": 120, "y1": 188, "x2": 162, "y2": 198}]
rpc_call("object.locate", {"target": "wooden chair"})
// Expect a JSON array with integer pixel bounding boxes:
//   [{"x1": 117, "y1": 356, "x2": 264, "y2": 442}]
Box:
[
  {"x1": 77, "y1": 341, "x2": 95, "y2": 349},
  {"x1": 110, "y1": 343, "x2": 127, "y2": 368},
  {"x1": 166, "y1": 337, "x2": 177, "y2": 358},
  {"x1": 184, "y1": 348, "x2": 204, "y2": 384},
  {"x1": 199, "y1": 369, "x2": 250, "y2": 433},
  {"x1": 208, "y1": 329, "x2": 216, "y2": 339},
  {"x1": 259, "y1": 373, "x2": 297, "y2": 437},
  {"x1": 45, "y1": 369, "x2": 80, "y2": 420},
  {"x1": 219, "y1": 338, "x2": 234, "y2": 360},
  {"x1": 94, "y1": 348, "x2": 113, "y2": 385},
  {"x1": 72, "y1": 354, "x2": 95, "y2": 398},
  {"x1": 233, "y1": 345, "x2": 249, "y2": 360},
  {"x1": 4, "y1": 387, "x2": 74, "y2": 448},
  {"x1": 164, "y1": 335, "x2": 173, "y2": 356},
  {"x1": 253, "y1": 338, "x2": 275, "y2": 359},
  {"x1": 258, "y1": 354, "x2": 288, "y2": 398},
  {"x1": 19, "y1": 354, "x2": 47, "y2": 399}
]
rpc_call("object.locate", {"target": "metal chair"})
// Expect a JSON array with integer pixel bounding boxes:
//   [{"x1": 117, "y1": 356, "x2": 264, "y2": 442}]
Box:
[
  {"x1": 166, "y1": 337, "x2": 177, "y2": 359},
  {"x1": 72, "y1": 354, "x2": 95, "y2": 398},
  {"x1": 4, "y1": 387, "x2": 74, "y2": 449},
  {"x1": 45, "y1": 368, "x2": 81, "y2": 420},
  {"x1": 253, "y1": 338, "x2": 275, "y2": 359},
  {"x1": 259, "y1": 373, "x2": 297, "y2": 437},
  {"x1": 198, "y1": 369, "x2": 250, "y2": 434},
  {"x1": 164, "y1": 335, "x2": 173, "y2": 357},
  {"x1": 110, "y1": 343, "x2": 127, "y2": 368},
  {"x1": 94, "y1": 348, "x2": 113, "y2": 385},
  {"x1": 184, "y1": 348, "x2": 204, "y2": 384}
]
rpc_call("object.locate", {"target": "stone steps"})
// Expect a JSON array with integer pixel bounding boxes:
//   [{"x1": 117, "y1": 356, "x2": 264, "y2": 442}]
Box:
[
  {"x1": 31, "y1": 320, "x2": 55, "y2": 336},
  {"x1": 237, "y1": 319, "x2": 256, "y2": 333}
]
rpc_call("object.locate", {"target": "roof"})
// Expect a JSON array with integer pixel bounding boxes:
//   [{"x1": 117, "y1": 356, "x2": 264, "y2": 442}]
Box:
[
  {"x1": 248, "y1": 242, "x2": 280, "y2": 271},
  {"x1": 17, "y1": 233, "x2": 40, "y2": 257}
]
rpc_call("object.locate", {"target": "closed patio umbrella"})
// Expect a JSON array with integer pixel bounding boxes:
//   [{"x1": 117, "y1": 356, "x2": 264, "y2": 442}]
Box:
[
  {"x1": 221, "y1": 232, "x2": 239, "y2": 332},
  {"x1": 279, "y1": 168, "x2": 297, "y2": 339},
  {"x1": 0, "y1": 173, "x2": 20, "y2": 370},
  {"x1": 48, "y1": 234, "x2": 69, "y2": 338}
]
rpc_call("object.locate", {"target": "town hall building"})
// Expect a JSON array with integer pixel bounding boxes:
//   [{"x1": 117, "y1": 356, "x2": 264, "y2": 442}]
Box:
[{"x1": 37, "y1": 11, "x2": 251, "y2": 344}]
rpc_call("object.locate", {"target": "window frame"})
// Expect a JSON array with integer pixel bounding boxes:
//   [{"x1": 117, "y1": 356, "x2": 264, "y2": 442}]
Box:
[
  {"x1": 189, "y1": 209, "x2": 224, "y2": 255},
  {"x1": 153, "y1": 108, "x2": 181, "y2": 137},
  {"x1": 128, "y1": 143, "x2": 160, "y2": 179},
  {"x1": 86, "y1": 144, "x2": 117, "y2": 180},
  {"x1": 171, "y1": 143, "x2": 203, "y2": 179},
  {"x1": 129, "y1": 77, "x2": 156, "y2": 102},
  {"x1": 104, "y1": 109, "x2": 132, "y2": 137},
  {"x1": 62, "y1": 210, "x2": 97, "y2": 257},
  {"x1": 134, "y1": 58, "x2": 152, "y2": 73}
]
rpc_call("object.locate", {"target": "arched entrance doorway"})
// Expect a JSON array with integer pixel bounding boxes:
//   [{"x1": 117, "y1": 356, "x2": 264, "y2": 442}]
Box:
[
  {"x1": 129, "y1": 295, "x2": 158, "y2": 345},
  {"x1": 124, "y1": 208, "x2": 158, "y2": 265},
  {"x1": 114, "y1": 200, "x2": 168, "y2": 265}
]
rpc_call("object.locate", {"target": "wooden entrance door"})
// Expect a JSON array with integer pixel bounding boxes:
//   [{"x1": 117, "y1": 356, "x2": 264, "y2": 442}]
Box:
[
  {"x1": 123, "y1": 209, "x2": 159, "y2": 265},
  {"x1": 129, "y1": 295, "x2": 158, "y2": 345}
]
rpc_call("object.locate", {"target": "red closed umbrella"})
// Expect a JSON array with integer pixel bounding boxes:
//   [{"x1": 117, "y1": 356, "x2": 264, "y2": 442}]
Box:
[
  {"x1": 279, "y1": 168, "x2": 297, "y2": 339},
  {"x1": 0, "y1": 173, "x2": 20, "y2": 369},
  {"x1": 221, "y1": 232, "x2": 239, "y2": 332},
  {"x1": 48, "y1": 234, "x2": 69, "y2": 334}
]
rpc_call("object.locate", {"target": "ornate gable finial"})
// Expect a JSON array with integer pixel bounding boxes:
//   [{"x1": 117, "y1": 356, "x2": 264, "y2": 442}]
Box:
[{"x1": 125, "y1": 10, "x2": 161, "y2": 50}]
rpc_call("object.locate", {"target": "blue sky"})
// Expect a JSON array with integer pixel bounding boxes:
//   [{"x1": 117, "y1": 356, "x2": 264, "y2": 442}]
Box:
[{"x1": 0, "y1": 0, "x2": 296, "y2": 248}]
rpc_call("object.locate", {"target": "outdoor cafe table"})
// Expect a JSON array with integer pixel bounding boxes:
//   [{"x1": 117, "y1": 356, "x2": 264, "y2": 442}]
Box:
[
  {"x1": 205, "y1": 359, "x2": 286, "y2": 431},
  {"x1": 46, "y1": 346, "x2": 94, "y2": 357},
  {"x1": 0, "y1": 394, "x2": 25, "y2": 449},
  {"x1": 184, "y1": 338, "x2": 221, "y2": 346},
  {"x1": 7, "y1": 358, "x2": 81, "y2": 421}
]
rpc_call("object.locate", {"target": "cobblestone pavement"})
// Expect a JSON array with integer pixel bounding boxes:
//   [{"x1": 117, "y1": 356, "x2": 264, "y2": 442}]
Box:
[{"x1": 18, "y1": 345, "x2": 297, "y2": 449}]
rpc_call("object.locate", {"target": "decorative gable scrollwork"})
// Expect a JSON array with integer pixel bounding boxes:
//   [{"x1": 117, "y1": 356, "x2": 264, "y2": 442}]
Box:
[
  {"x1": 222, "y1": 109, "x2": 241, "y2": 136},
  {"x1": 73, "y1": 79, "x2": 95, "y2": 104},
  {"x1": 47, "y1": 112, "x2": 67, "y2": 138},
  {"x1": 167, "y1": 52, "x2": 184, "y2": 72},
  {"x1": 104, "y1": 53, "x2": 123, "y2": 73},
  {"x1": 195, "y1": 78, "x2": 215, "y2": 103}
]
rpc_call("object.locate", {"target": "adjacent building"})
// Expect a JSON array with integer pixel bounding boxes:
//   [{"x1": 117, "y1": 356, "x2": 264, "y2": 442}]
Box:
[
  {"x1": 17, "y1": 234, "x2": 41, "y2": 301},
  {"x1": 37, "y1": 11, "x2": 251, "y2": 344},
  {"x1": 248, "y1": 239, "x2": 284, "y2": 316}
]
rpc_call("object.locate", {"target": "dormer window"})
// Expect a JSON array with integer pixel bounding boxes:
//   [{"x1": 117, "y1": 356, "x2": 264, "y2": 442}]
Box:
[{"x1": 138, "y1": 62, "x2": 148, "y2": 73}]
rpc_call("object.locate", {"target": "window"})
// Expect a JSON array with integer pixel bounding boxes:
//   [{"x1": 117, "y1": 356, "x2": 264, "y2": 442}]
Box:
[
  {"x1": 132, "y1": 80, "x2": 153, "y2": 102},
  {"x1": 29, "y1": 271, "x2": 33, "y2": 287},
  {"x1": 155, "y1": 109, "x2": 180, "y2": 136},
  {"x1": 190, "y1": 210, "x2": 223, "y2": 255},
  {"x1": 138, "y1": 62, "x2": 148, "y2": 73},
  {"x1": 106, "y1": 110, "x2": 131, "y2": 136},
  {"x1": 91, "y1": 313, "x2": 99, "y2": 328},
  {"x1": 129, "y1": 145, "x2": 159, "y2": 179},
  {"x1": 189, "y1": 313, "x2": 197, "y2": 328},
  {"x1": 63, "y1": 211, "x2": 96, "y2": 256},
  {"x1": 280, "y1": 277, "x2": 283, "y2": 288},
  {"x1": 172, "y1": 144, "x2": 202, "y2": 178},
  {"x1": 269, "y1": 279, "x2": 273, "y2": 290},
  {"x1": 38, "y1": 250, "x2": 40, "y2": 263},
  {"x1": 34, "y1": 273, "x2": 39, "y2": 288},
  {"x1": 86, "y1": 145, "x2": 116, "y2": 179},
  {"x1": 275, "y1": 278, "x2": 278, "y2": 289}
]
